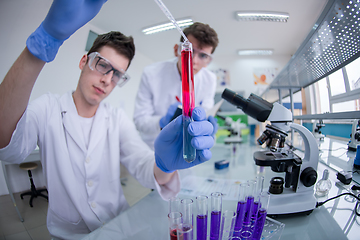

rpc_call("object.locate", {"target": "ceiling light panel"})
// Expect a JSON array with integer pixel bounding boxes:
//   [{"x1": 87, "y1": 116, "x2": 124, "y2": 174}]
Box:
[
  {"x1": 238, "y1": 49, "x2": 274, "y2": 56},
  {"x1": 142, "y1": 19, "x2": 193, "y2": 35},
  {"x1": 235, "y1": 11, "x2": 289, "y2": 22}
]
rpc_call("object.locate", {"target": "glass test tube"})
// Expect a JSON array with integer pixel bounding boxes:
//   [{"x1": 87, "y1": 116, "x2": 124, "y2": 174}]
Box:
[
  {"x1": 241, "y1": 180, "x2": 256, "y2": 239},
  {"x1": 181, "y1": 41, "x2": 196, "y2": 163},
  {"x1": 233, "y1": 183, "x2": 247, "y2": 238},
  {"x1": 251, "y1": 192, "x2": 270, "y2": 240},
  {"x1": 251, "y1": 176, "x2": 264, "y2": 225},
  {"x1": 169, "y1": 197, "x2": 181, "y2": 213},
  {"x1": 219, "y1": 210, "x2": 236, "y2": 240},
  {"x1": 210, "y1": 192, "x2": 222, "y2": 240},
  {"x1": 196, "y1": 195, "x2": 208, "y2": 240},
  {"x1": 177, "y1": 223, "x2": 192, "y2": 240},
  {"x1": 168, "y1": 212, "x2": 183, "y2": 240},
  {"x1": 181, "y1": 198, "x2": 194, "y2": 240}
]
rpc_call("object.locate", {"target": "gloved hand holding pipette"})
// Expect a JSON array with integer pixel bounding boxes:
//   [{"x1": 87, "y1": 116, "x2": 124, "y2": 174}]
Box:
[
  {"x1": 27, "y1": 0, "x2": 107, "y2": 62},
  {"x1": 159, "y1": 102, "x2": 181, "y2": 129},
  {"x1": 155, "y1": 107, "x2": 214, "y2": 173}
]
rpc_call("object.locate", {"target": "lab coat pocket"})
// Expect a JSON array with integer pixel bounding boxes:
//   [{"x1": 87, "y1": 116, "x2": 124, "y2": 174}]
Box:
[{"x1": 49, "y1": 201, "x2": 81, "y2": 224}]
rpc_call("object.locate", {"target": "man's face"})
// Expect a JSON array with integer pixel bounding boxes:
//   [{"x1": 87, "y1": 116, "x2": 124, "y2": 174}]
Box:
[
  {"x1": 175, "y1": 34, "x2": 214, "y2": 75},
  {"x1": 77, "y1": 46, "x2": 130, "y2": 106}
]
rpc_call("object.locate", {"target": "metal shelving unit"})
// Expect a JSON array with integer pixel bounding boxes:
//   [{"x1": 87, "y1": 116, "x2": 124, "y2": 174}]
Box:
[{"x1": 262, "y1": 0, "x2": 360, "y2": 104}]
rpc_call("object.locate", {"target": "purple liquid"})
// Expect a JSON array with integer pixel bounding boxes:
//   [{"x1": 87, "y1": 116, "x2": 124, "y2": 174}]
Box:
[
  {"x1": 243, "y1": 196, "x2": 254, "y2": 226},
  {"x1": 234, "y1": 201, "x2": 246, "y2": 236},
  {"x1": 251, "y1": 201, "x2": 260, "y2": 225},
  {"x1": 196, "y1": 214, "x2": 208, "y2": 240},
  {"x1": 251, "y1": 208, "x2": 267, "y2": 240},
  {"x1": 210, "y1": 211, "x2": 221, "y2": 240},
  {"x1": 182, "y1": 225, "x2": 193, "y2": 240}
]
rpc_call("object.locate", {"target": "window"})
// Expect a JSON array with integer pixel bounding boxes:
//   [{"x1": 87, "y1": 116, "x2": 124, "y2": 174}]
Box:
[
  {"x1": 312, "y1": 56, "x2": 360, "y2": 114},
  {"x1": 328, "y1": 69, "x2": 345, "y2": 96},
  {"x1": 317, "y1": 78, "x2": 330, "y2": 114},
  {"x1": 345, "y1": 57, "x2": 360, "y2": 91}
]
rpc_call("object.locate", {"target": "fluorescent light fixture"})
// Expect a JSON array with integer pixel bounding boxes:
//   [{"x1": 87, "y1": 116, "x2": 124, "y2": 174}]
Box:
[
  {"x1": 238, "y1": 49, "x2": 274, "y2": 56},
  {"x1": 235, "y1": 11, "x2": 289, "y2": 22},
  {"x1": 142, "y1": 19, "x2": 193, "y2": 35}
]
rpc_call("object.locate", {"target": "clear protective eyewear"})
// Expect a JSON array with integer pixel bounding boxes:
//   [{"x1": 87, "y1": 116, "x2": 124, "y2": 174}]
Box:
[
  {"x1": 88, "y1": 52, "x2": 130, "y2": 87},
  {"x1": 178, "y1": 43, "x2": 213, "y2": 66}
]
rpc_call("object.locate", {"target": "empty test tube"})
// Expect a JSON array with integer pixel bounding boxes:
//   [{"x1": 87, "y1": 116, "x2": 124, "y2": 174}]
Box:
[
  {"x1": 196, "y1": 195, "x2": 208, "y2": 240},
  {"x1": 210, "y1": 192, "x2": 222, "y2": 240},
  {"x1": 219, "y1": 210, "x2": 236, "y2": 240},
  {"x1": 181, "y1": 41, "x2": 196, "y2": 163}
]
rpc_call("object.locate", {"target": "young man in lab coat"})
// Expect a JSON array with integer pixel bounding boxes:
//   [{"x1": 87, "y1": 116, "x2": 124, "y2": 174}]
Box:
[
  {"x1": 0, "y1": 1, "x2": 214, "y2": 239},
  {"x1": 133, "y1": 22, "x2": 219, "y2": 149}
]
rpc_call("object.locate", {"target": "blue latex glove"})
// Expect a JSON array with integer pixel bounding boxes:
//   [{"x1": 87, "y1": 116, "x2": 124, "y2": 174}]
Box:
[
  {"x1": 155, "y1": 107, "x2": 214, "y2": 173},
  {"x1": 208, "y1": 115, "x2": 219, "y2": 138},
  {"x1": 26, "y1": 0, "x2": 107, "y2": 62},
  {"x1": 159, "y1": 102, "x2": 181, "y2": 129}
]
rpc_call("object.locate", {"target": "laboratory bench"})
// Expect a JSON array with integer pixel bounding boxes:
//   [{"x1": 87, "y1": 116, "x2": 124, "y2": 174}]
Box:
[{"x1": 81, "y1": 135, "x2": 360, "y2": 240}]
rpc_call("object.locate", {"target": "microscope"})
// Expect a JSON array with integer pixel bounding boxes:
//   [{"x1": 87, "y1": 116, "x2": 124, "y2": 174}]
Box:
[
  {"x1": 222, "y1": 88, "x2": 319, "y2": 215},
  {"x1": 348, "y1": 119, "x2": 360, "y2": 151},
  {"x1": 313, "y1": 120, "x2": 325, "y2": 141},
  {"x1": 216, "y1": 114, "x2": 246, "y2": 144}
]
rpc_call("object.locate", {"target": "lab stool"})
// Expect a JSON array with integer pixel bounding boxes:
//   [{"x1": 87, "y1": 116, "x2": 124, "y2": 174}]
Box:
[{"x1": 19, "y1": 162, "x2": 48, "y2": 207}]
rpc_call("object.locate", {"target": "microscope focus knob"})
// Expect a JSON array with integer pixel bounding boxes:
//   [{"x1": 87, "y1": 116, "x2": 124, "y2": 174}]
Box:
[{"x1": 300, "y1": 167, "x2": 318, "y2": 187}]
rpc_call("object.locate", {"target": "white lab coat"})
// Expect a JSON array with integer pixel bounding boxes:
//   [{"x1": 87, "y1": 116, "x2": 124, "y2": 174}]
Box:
[
  {"x1": 0, "y1": 91, "x2": 180, "y2": 239},
  {"x1": 133, "y1": 58, "x2": 216, "y2": 149}
]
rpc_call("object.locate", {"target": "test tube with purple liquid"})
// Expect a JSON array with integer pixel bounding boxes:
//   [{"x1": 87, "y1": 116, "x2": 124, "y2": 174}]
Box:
[
  {"x1": 196, "y1": 195, "x2": 208, "y2": 240},
  {"x1": 181, "y1": 198, "x2": 194, "y2": 240},
  {"x1": 233, "y1": 183, "x2": 247, "y2": 238},
  {"x1": 251, "y1": 176, "x2": 264, "y2": 226},
  {"x1": 241, "y1": 180, "x2": 256, "y2": 239},
  {"x1": 251, "y1": 192, "x2": 270, "y2": 240},
  {"x1": 210, "y1": 192, "x2": 222, "y2": 240}
]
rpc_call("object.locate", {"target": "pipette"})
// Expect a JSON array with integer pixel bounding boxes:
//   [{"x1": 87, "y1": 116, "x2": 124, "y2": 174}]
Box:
[{"x1": 154, "y1": 0, "x2": 189, "y2": 43}]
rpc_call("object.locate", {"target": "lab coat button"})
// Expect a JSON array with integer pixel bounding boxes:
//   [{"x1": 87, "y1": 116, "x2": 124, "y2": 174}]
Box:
[
  {"x1": 86, "y1": 157, "x2": 91, "y2": 163},
  {"x1": 91, "y1": 202, "x2": 96, "y2": 208},
  {"x1": 88, "y1": 180, "x2": 93, "y2": 187}
]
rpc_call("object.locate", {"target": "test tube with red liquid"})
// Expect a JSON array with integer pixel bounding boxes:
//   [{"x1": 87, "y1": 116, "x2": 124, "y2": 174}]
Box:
[{"x1": 181, "y1": 41, "x2": 196, "y2": 163}]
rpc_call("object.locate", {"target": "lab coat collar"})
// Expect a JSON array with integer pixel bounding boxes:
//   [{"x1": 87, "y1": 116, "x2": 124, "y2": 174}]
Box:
[{"x1": 60, "y1": 91, "x2": 109, "y2": 155}]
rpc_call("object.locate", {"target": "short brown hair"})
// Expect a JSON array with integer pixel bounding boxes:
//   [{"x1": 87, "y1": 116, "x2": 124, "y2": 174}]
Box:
[
  {"x1": 180, "y1": 22, "x2": 219, "y2": 53},
  {"x1": 88, "y1": 31, "x2": 135, "y2": 68}
]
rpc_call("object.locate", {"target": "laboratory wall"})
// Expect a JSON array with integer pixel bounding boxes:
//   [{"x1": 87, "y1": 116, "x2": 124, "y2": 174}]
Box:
[{"x1": 209, "y1": 55, "x2": 290, "y2": 99}]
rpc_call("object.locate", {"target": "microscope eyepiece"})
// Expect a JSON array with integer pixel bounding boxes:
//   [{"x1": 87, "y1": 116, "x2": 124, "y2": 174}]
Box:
[
  {"x1": 221, "y1": 88, "x2": 273, "y2": 122},
  {"x1": 221, "y1": 88, "x2": 248, "y2": 110}
]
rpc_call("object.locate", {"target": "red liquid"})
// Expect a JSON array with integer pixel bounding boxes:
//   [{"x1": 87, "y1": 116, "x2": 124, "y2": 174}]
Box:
[
  {"x1": 181, "y1": 49, "x2": 194, "y2": 118},
  {"x1": 170, "y1": 229, "x2": 183, "y2": 240}
]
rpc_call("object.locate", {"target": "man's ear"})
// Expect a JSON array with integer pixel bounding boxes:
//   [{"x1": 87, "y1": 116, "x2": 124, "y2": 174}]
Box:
[
  {"x1": 79, "y1": 54, "x2": 87, "y2": 70},
  {"x1": 173, "y1": 44, "x2": 179, "y2": 57}
]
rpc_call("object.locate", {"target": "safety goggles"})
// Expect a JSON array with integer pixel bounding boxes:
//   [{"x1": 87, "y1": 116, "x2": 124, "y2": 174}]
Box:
[
  {"x1": 178, "y1": 43, "x2": 213, "y2": 66},
  {"x1": 88, "y1": 52, "x2": 130, "y2": 87}
]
